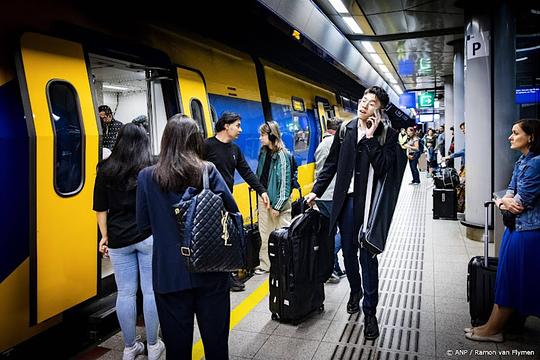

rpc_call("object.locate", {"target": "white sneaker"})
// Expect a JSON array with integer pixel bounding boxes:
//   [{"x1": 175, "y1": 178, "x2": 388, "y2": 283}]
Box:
[
  {"x1": 147, "y1": 338, "x2": 165, "y2": 360},
  {"x1": 254, "y1": 268, "x2": 268, "y2": 275},
  {"x1": 123, "y1": 341, "x2": 145, "y2": 360}
]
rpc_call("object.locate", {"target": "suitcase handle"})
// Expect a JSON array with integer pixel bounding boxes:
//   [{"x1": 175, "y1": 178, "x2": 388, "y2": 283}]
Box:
[
  {"x1": 248, "y1": 187, "x2": 255, "y2": 227},
  {"x1": 483, "y1": 201, "x2": 494, "y2": 267}
]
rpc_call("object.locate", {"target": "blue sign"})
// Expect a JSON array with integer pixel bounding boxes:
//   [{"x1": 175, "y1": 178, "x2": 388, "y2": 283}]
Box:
[
  {"x1": 398, "y1": 59, "x2": 415, "y2": 76},
  {"x1": 516, "y1": 87, "x2": 540, "y2": 104},
  {"x1": 399, "y1": 92, "x2": 416, "y2": 108}
]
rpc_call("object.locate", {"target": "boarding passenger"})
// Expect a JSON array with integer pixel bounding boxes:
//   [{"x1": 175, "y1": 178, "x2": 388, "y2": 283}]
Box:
[
  {"x1": 136, "y1": 114, "x2": 236, "y2": 359},
  {"x1": 254, "y1": 121, "x2": 292, "y2": 275},
  {"x1": 435, "y1": 125, "x2": 445, "y2": 158},
  {"x1": 314, "y1": 117, "x2": 345, "y2": 283},
  {"x1": 99, "y1": 105, "x2": 123, "y2": 150},
  {"x1": 404, "y1": 127, "x2": 421, "y2": 184},
  {"x1": 398, "y1": 128, "x2": 408, "y2": 150},
  {"x1": 93, "y1": 123, "x2": 164, "y2": 360},
  {"x1": 465, "y1": 118, "x2": 540, "y2": 343},
  {"x1": 305, "y1": 86, "x2": 397, "y2": 340},
  {"x1": 203, "y1": 111, "x2": 270, "y2": 291},
  {"x1": 425, "y1": 128, "x2": 438, "y2": 177}
]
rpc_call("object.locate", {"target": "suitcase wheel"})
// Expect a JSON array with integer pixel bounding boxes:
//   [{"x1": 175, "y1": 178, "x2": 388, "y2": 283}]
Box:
[
  {"x1": 271, "y1": 313, "x2": 278, "y2": 321},
  {"x1": 318, "y1": 305, "x2": 325, "y2": 314}
]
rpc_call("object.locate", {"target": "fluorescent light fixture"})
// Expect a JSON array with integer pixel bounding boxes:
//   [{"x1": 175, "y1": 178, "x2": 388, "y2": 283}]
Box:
[
  {"x1": 385, "y1": 73, "x2": 398, "y2": 84},
  {"x1": 103, "y1": 84, "x2": 129, "y2": 91},
  {"x1": 393, "y1": 85, "x2": 403, "y2": 95},
  {"x1": 531, "y1": 9, "x2": 540, "y2": 15},
  {"x1": 516, "y1": 57, "x2": 528, "y2": 62},
  {"x1": 328, "y1": 0, "x2": 348, "y2": 14},
  {"x1": 370, "y1": 53, "x2": 384, "y2": 64},
  {"x1": 342, "y1": 16, "x2": 363, "y2": 34},
  {"x1": 517, "y1": 45, "x2": 540, "y2": 52},
  {"x1": 361, "y1": 41, "x2": 375, "y2": 53},
  {"x1": 434, "y1": 100, "x2": 440, "y2": 109},
  {"x1": 379, "y1": 64, "x2": 389, "y2": 73}
]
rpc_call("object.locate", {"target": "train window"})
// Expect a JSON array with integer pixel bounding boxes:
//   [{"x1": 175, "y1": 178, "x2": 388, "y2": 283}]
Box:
[
  {"x1": 292, "y1": 115, "x2": 310, "y2": 152},
  {"x1": 47, "y1": 81, "x2": 84, "y2": 196},
  {"x1": 190, "y1": 98, "x2": 205, "y2": 133}
]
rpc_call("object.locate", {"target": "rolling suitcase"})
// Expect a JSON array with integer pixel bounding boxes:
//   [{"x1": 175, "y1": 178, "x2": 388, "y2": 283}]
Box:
[
  {"x1": 268, "y1": 209, "x2": 326, "y2": 325},
  {"x1": 467, "y1": 201, "x2": 498, "y2": 326},
  {"x1": 433, "y1": 188, "x2": 457, "y2": 220},
  {"x1": 244, "y1": 188, "x2": 261, "y2": 272}
]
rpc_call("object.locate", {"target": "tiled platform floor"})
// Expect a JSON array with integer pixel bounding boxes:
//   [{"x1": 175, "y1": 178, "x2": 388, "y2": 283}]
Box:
[{"x1": 83, "y1": 172, "x2": 540, "y2": 360}]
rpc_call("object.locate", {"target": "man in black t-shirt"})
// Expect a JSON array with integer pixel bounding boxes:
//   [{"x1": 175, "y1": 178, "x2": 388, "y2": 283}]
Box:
[{"x1": 204, "y1": 112, "x2": 270, "y2": 291}]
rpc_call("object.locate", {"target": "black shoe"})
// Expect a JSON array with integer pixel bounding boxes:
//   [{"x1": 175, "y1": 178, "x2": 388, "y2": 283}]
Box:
[
  {"x1": 364, "y1": 314, "x2": 379, "y2": 340},
  {"x1": 230, "y1": 277, "x2": 245, "y2": 292},
  {"x1": 346, "y1": 291, "x2": 362, "y2": 314}
]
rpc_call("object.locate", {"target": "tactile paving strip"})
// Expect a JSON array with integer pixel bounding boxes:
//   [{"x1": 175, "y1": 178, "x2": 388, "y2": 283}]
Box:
[{"x1": 330, "y1": 182, "x2": 427, "y2": 359}]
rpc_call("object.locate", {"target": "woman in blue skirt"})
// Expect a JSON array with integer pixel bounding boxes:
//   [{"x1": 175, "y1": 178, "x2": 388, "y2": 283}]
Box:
[{"x1": 465, "y1": 119, "x2": 540, "y2": 342}]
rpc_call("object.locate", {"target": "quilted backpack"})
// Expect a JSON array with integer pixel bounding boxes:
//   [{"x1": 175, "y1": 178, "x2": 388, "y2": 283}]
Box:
[{"x1": 172, "y1": 164, "x2": 245, "y2": 272}]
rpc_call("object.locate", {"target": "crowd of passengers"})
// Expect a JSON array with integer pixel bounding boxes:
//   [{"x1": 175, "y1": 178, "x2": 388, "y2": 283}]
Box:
[{"x1": 93, "y1": 86, "x2": 540, "y2": 359}]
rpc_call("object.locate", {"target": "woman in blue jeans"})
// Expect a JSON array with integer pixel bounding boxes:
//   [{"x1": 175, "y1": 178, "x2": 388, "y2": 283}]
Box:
[
  {"x1": 94, "y1": 123, "x2": 164, "y2": 360},
  {"x1": 465, "y1": 119, "x2": 540, "y2": 343}
]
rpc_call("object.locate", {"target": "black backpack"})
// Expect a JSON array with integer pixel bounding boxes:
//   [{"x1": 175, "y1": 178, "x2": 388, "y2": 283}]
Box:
[{"x1": 289, "y1": 153, "x2": 300, "y2": 190}]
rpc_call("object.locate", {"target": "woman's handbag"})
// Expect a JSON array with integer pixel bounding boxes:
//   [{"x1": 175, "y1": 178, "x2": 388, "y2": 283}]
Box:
[{"x1": 172, "y1": 165, "x2": 245, "y2": 272}]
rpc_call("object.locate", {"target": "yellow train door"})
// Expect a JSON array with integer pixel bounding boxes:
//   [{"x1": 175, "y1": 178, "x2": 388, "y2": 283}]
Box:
[
  {"x1": 176, "y1": 67, "x2": 213, "y2": 136},
  {"x1": 315, "y1": 98, "x2": 329, "y2": 140},
  {"x1": 16, "y1": 33, "x2": 99, "y2": 324}
]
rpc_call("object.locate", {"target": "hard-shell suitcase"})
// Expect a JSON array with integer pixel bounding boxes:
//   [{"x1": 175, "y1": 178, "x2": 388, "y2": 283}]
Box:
[
  {"x1": 245, "y1": 188, "x2": 261, "y2": 272},
  {"x1": 433, "y1": 188, "x2": 457, "y2": 220},
  {"x1": 268, "y1": 209, "x2": 326, "y2": 325},
  {"x1": 467, "y1": 201, "x2": 498, "y2": 326}
]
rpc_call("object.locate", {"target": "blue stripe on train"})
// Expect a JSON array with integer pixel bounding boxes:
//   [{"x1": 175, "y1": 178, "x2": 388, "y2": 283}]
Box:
[
  {"x1": 0, "y1": 80, "x2": 29, "y2": 283},
  {"x1": 208, "y1": 94, "x2": 319, "y2": 185}
]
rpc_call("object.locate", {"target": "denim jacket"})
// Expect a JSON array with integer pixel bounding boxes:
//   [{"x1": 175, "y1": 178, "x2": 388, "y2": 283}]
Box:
[{"x1": 506, "y1": 152, "x2": 540, "y2": 231}]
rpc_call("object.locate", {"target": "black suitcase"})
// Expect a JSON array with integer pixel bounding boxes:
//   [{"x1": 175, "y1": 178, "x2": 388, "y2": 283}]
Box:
[
  {"x1": 433, "y1": 188, "x2": 457, "y2": 220},
  {"x1": 245, "y1": 188, "x2": 261, "y2": 272},
  {"x1": 467, "y1": 201, "x2": 498, "y2": 326},
  {"x1": 268, "y1": 209, "x2": 326, "y2": 325}
]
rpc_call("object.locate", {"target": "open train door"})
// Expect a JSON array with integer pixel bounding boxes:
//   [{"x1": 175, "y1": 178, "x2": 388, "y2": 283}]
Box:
[
  {"x1": 176, "y1": 66, "x2": 213, "y2": 137},
  {"x1": 16, "y1": 33, "x2": 99, "y2": 324}
]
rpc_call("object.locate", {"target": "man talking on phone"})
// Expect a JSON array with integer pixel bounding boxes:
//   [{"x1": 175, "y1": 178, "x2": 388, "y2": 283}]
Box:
[{"x1": 305, "y1": 86, "x2": 398, "y2": 340}]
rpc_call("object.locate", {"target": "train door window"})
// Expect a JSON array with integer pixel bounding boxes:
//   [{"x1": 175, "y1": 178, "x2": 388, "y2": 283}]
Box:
[
  {"x1": 190, "y1": 98, "x2": 205, "y2": 133},
  {"x1": 47, "y1": 81, "x2": 84, "y2": 195},
  {"x1": 210, "y1": 105, "x2": 218, "y2": 126},
  {"x1": 290, "y1": 97, "x2": 309, "y2": 153}
]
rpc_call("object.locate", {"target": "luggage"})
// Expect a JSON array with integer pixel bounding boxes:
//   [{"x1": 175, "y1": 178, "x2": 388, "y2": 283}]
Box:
[
  {"x1": 467, "y1": 201, "x2": 498, "y2": 326},
  {"x1": 418, "y1": 152, "x2": 427, "y2": 172},
  {"x1": 268, "y1": 208, "x2": 328, "y2": 325},
  {"x1": 433, "y1": 167, "x2": 459, "y2": 189},
  {"x1": 433, "y1": 189, "x2": 457, "y2": 220},
  {"x1": 245, "y1": 188, "x2": 261, "y2": 272},
  {"x1": 291, "y1": 187, "x2": 305, "y2": 218}
]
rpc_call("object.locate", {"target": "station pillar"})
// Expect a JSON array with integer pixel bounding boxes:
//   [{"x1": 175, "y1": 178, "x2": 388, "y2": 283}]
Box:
[
  {"x1": 442, "y1": 75, "x2": 454, "y2": 156},
  {"x1": 452, "y1": 43, "x2": 465, "y2": 171}
]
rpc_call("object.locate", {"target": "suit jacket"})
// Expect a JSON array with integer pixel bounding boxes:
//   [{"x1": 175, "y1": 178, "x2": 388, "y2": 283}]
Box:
[{"x1": 312, "y1": 119, "x2": 398, "y2": 237}]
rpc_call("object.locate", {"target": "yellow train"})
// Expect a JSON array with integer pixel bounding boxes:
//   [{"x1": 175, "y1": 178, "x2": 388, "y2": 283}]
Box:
[{"x1": 0, "y1": 3, "x2": 374, "y2": 355}]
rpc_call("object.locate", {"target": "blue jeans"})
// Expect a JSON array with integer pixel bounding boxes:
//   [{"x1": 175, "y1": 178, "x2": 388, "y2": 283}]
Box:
[
  {"x1": 409, "y1": 157, "x2": 420, "y2": 183},
  {"x1": 338, "y1": 197, "x2": 379, "y2": 316},
  {"x1": 316, "y1": 200, "x2": 342, "y2": 273},
  {"x1": 108, "y1": 236, "x2": 159, "y2": 347}
]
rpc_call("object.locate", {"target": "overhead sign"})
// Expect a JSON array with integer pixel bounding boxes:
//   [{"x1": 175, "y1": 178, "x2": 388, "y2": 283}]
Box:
[
  {"x1": 291, "y1": 97, "x2": 305, "y2": 112},
  {"x1": 467, "y1": 31, "x2": 490, "y2": 60},
  {"x1": 515, "y1": 87, "x2": 540, "y2": 104},
  {"x1": 399, "y1": 92, "x2": 416, "y2": 108},
  {"x1": 418, "y1": 92, "x2": 434, "y2": 108}
]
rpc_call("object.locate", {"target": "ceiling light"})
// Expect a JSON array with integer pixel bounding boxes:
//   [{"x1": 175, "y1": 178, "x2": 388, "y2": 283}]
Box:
[
  {"x1": 516, "y1": 57, "x2": 528, "y2": 62},
  {"x1": 361, "y1": 41, "x2": 375, "y2": 53},
  {"x1": 379, "y1": 64, "x2": 390, "y2": 73},
  {"x1": 328, "y1": 0, "x2": 349, "y2": 14},
  {"x1": 342, "y1": 16, "x2": 363, "y2": 34},
  {"x1": 370, "y1": 53, "x2": 384, "y2": 64},
  {"x1": 103, "y1": 84, "x2": 129, "y2": 91},
  {"x1": 393, "y1": 85, "x2": 403, "y2": 95},
  {"x1": 385, "y1": 73, "x2": 398, "y2": 84},
  {"x1": 531, "y1": 9, "x2": 540, "y2": 15}
]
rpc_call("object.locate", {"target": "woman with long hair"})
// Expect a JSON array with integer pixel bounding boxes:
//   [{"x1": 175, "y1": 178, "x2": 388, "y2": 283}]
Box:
[
  {"x1": 93, "y1": 123, "x2": 164, "y2": 360},
  {"x1": 254, "y1": 121, "x2": 292, "y2": 274},
  {"x1": 465, "y1": 119, "x2": 540, "y2": 342},
  {"x1": 136, "y1": 114, "x2": 238, "y2": 359}
]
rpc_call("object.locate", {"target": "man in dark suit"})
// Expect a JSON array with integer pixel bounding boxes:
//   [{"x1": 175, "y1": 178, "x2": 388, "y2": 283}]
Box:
[{"x1": 305, "y1": 86, "x2": 398, "y2": 340}]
